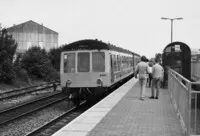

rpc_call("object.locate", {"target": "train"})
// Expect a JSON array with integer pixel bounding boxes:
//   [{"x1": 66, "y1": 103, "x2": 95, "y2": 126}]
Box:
[
  {"x1": 191, "y1": 50, "x2": 200, "y2": 83},
  {"x1": 60, "y1": 39, "x2": 140, "y2": 105},
  {"x1": 162, "y1": 41, "x2": 200, "y2": 89}
]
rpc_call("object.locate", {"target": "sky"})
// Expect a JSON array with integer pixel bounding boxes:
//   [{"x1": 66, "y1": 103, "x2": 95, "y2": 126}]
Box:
[{"x1": 1, "y1": 0, "x2": 200, "y2": 58}]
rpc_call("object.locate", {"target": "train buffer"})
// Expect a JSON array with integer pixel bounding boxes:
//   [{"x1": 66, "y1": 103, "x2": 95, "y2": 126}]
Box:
[{"x1": 53, "y1": 69, "x2": 200, "y2": 136}]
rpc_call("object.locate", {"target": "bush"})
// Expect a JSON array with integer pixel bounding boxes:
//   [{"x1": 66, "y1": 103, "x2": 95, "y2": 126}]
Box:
[
  {"x1": 21, "y1": 46, "x2": 59, "y2": 81},
  {"x1": 0, "y1": 29, "x2": 17, "y2": 83},
  {"x1": 43, "y1": 67, "x2": 60, "y2": 81},
  {"x1": 0, "y1": 60, "x2": 16, "y2": 83},
  {"x1": 48, "y1": 46, "x2": 63, "y2": 71}
]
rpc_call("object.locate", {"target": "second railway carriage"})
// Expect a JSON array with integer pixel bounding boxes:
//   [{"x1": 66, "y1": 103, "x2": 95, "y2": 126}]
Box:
[
  {"x1": 191, "y1": 50, "x2": 200, "y2": 82},
  {"x1": 60, "y1": 39, "x2": 140, "y2": 105}
]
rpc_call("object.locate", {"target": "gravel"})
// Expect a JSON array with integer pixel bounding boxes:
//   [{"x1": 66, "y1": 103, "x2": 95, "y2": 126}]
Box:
[
  {"x1": 0, "y1": 88, "x2": 58, "y2": 111},
  {"x1": 0, "y1": 100, "x2": 73, "y2": 136}
]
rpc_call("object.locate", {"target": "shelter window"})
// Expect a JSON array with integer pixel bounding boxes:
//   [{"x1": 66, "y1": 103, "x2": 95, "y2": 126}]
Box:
[
  {"x1": 64, "y1": 53, "x2": 75, "y2": 73},
  {"x1": 78, "y1": 52, "x2": 90, "y2": 72},
  {"x1": 165, "y1": 47, "x2": 171, "y2": 53},
  {"x1": 92, "y1": 52, "x2": 105, "y2": 72}
]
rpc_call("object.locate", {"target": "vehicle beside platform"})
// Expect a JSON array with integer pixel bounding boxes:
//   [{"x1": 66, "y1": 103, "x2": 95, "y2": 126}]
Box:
[{"x1": 60, "y1": 39, "x2": 140, "y2": 105}]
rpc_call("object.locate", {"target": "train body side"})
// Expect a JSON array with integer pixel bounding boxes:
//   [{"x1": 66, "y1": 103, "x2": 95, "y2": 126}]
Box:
[
  {"x1": 60, "y1": 49, "x2": 135, "y2": 89},
  {"x1": 191, "y1": 55, "x2": 200, "y2": 82}
]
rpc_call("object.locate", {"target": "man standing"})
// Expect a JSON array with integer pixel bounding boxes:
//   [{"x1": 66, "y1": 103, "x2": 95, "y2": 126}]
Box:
[
  {"x1": 135, "y1": 56, "x2": 149, "y2": 101},
  {"x1": 150, "y1": 59, "x2": 164, "y2": 99}
]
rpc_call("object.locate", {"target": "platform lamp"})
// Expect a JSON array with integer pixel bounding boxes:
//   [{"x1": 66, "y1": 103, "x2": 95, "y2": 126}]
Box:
[{"x1": 161, "y1": 17, "x2": 183, "y2": 43}]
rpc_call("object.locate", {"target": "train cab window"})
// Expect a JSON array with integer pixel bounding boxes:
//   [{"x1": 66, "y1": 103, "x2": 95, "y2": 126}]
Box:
[
  {"x1": 78, "y1": 52, "x2": 90, "y2": 72},
  {"x1": 64, "y1": 53, "x2": 75, "y2": 73},
  {"x1": 92, "y1": 52, "x2": 105, "y2": 72}
]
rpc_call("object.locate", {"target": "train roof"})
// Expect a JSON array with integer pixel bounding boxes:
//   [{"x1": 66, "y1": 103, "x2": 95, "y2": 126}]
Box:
[{"x1": 63, "y1": 39, "x2": 139, "y2": 55}]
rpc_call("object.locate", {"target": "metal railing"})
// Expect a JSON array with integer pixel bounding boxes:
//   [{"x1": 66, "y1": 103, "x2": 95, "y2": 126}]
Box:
[{"x1": 168, "y1": 68, "x2": 200, "y2": 136}]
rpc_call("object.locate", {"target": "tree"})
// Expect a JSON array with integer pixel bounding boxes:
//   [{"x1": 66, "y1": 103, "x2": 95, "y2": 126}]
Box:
[
  {"x1": 48, "y1": 46, "x2": 63, "y2": 71},
  {"x1": 0, "y1": 29, "x2": 17, "y2": 83},
  {"x1": 21, "y1": 46, "x2": 59, "y2": 81},
  {"x1": 155, "y1": 53, "x2": 162, "y2": 63}
]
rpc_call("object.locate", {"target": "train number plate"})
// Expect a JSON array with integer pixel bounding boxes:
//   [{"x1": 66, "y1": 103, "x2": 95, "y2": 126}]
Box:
[{"x1": 100, "y1": 74, "x2": 106, "y2": 77}]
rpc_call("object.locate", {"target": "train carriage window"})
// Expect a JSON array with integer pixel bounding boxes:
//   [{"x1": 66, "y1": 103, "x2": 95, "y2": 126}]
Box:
[
  {"x1": 123, "y1": 56, "x2": 127, "y2": 69},
  {"x1": 127, "y1": 57, "x2": 129, "y2": 67},
  {"x1": 92, "y1": 52, "x2": 105, "y2": 72},
  {"x1": 78, "y1": 52, "x2": 90, "y2": 72},
  {"x1": 129, "y1": 57, "x2": 132, "y2": 67},
  {"x1": 112, "y1": 55, "x2": 117, "y2": 72},
  {"x1": 126, "y1": 57, "x2": 129, "y2": 68},
  {"x1": 64, "y1": 53, "x2": 75, "y2": 73},
  {"x1": 121, "y1": 56, "x2": 124, "y2": 70},
  {"x1": 117, "y1": 55, "x2": 121, "y2": 71}
]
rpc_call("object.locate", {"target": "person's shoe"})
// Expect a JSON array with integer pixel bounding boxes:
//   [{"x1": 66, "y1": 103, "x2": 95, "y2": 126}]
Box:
[
  {"x1": 149, "y1": 96, "x2": 154, "y2": 99},
  {"x1": 155, "y1": 97, "x2": 158, "y2": 99},
  {"x1": 140, "y1": 98, "x2": 144, "y2": 101}
]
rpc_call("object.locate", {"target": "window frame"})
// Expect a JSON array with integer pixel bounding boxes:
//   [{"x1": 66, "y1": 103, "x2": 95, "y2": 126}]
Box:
[
  {"x1": 92, "y1": 52, "x2": 105, "y2": 72},
  {"x1": 63, "y1": 52, "x2": 76, "y2": 73},
  {"x1": 77, "y1": 52, "x2": 90, "y2": 72}
]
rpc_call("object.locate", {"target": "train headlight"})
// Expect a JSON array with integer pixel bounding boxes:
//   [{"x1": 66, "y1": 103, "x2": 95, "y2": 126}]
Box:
[
  {"x1": 66, "y1": 80, "x2": 71, "y2": 87},
  {"x1": 97, "y1": 79, "x2": 103, "y2": 87}
]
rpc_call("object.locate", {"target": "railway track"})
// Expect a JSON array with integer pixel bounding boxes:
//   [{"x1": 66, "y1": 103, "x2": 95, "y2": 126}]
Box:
[
  {"x1": 0, "y1": 81, "x2": 60, "y2": 101},
  {"x1": 0, "y1": 77, "x2": 132, "y2": 136},
  {"x1": 0, "y1": 92, "x2": 67, "y2": 126},
  {"x1": 25, "y1": 101, "x2": 88, "y2": 136}
]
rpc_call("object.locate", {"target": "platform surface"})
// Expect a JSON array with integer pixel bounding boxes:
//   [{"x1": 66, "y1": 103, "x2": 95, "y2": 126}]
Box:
[{"x1": 53, "y1": 78, "x2": 184, "y2": 136}]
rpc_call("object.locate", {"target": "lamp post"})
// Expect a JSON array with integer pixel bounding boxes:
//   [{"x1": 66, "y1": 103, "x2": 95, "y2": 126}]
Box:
[{"x1": 161, "y1": 17, "x2": 183, "y2": 43}]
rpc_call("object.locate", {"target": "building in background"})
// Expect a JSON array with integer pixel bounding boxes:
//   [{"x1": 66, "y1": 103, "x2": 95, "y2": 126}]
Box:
[{"x1": 6, "y1": 20, "x2": 58, "y2": 53}]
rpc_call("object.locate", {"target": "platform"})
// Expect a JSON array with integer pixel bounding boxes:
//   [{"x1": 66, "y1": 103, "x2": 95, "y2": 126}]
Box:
[{"x1": 52, "y1": 78, "x2": 185, "y2": 136}]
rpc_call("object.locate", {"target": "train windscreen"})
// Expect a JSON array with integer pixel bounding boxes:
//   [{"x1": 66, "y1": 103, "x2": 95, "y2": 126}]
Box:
[
  {"x1": 64, "y1": 53, "x2": 75, "y2": 73},
  {"x1": 92, "y1": 52, "x2": 105, "y2": 72},
  {"x1": 78, "y1": 52, "x2": 90, "y2": 72}
]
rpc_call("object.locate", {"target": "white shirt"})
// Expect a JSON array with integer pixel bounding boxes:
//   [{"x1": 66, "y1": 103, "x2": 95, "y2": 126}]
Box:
[
  {"x1": 152, "y1": 63, "x2": 164, "y2": 78},
  {"x1": 148, "y1": 67, "x2": 152, "y2": 74}
]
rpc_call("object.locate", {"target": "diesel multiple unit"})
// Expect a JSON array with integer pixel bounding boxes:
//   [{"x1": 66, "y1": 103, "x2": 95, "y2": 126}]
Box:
[{"x1": 60, "y1": 39, "x2": 140, "y2": 105}]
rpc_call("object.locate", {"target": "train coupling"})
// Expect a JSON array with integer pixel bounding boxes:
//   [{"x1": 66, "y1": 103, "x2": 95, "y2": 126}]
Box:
[
  {"x1": 97, "y1": 79, "x2": 103, "y2": 87},
  {"x1": 66, "y1": 79, "x2": 71, "y2": 87}
]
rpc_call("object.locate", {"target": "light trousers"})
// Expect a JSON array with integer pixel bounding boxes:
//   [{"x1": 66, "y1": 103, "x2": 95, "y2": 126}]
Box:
[
  {"x1": 151, "y1": 78, "x2": 161, "y2": 97},
  {"x1": 139, "y1": 78, "x2": 147, "y2": 98}
]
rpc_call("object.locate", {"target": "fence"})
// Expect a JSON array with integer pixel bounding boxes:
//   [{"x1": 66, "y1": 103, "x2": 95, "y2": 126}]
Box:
[{"x1": 168, "y1": 68, "x2": 200, "y2": 136}]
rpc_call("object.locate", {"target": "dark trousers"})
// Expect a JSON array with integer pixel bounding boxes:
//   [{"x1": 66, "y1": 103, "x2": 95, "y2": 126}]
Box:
[{"x1": 147, "y1": 74, "x2": 152, "y2": 87}]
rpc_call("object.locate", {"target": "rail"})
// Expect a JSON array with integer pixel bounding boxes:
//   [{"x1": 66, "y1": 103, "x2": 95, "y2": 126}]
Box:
[{"x1": 168, "y1": 68, "x2": 200, "y2": 136}]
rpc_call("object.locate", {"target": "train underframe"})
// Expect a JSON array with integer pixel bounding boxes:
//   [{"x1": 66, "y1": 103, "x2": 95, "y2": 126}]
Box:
[
  {"x1": 62, "y1": 86, "x2": 109, "y2": 106},
  {"x1": 62, "y1": 73, "x2": 134, "y2": 106}
]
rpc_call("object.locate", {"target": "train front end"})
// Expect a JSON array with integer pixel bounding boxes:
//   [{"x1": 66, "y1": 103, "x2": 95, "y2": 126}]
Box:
[{"x1": 60, "y1": 49, "x2": 110, "y2": 105}]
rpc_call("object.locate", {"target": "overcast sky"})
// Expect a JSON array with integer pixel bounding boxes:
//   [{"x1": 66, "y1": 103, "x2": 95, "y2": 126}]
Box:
[{"x1": 1, "y1": 0, "x2": 200, "y2": 58}]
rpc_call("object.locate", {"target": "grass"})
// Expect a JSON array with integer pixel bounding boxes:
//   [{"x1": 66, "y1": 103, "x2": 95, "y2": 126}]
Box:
[{"x1": 0, "y1": 77, "x2": 45, "y2": 91}]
